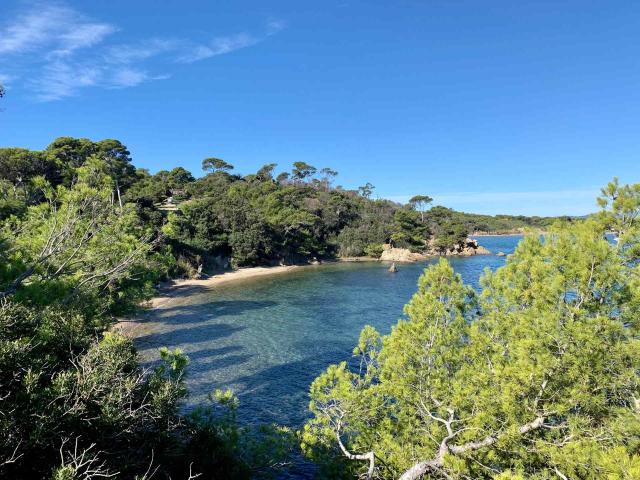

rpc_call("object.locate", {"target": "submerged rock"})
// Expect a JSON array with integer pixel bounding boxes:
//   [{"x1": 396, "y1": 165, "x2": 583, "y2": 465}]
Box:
[
  {"x1": 496, "y1": 251, "x2": 506, "y2": 257},
  {"x1": 388, "y1": 262, "x2": 398, "y2": 273}
]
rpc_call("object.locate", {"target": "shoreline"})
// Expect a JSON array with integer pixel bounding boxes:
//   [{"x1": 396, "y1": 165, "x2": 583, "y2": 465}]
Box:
[
  {"x1": 147, "y1": 265, "x2": 303, "y2": 309},
  {"x1": 114, "y1": 265, "x2": 304, "y2": 337},
  {"x1": 114, "y1": 260, "x2": 384, "y2": 337},
  {"x1": 471, "y1": 232, "x2": 526, "y2": 236},
  {"x1": 125, "y1": 247, "x2": 496, "y2": 315},
  {"x1": 114, "y1": 245, "x2": 503, "y2": 336},
  {"x1": 140, "y1": 258, "x2": 384, "y2": 310},
  {"x1": 121, "y1": 234, "x2": 526, "y2": 321}
]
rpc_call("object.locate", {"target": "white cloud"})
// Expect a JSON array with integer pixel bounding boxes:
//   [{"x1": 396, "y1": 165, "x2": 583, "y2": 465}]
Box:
[
  {"x1": 0, "y1": 2, "x2": 285, "y2": 101},
  {"x1": 0, "y1": 4, "x2": 115, "y2": 56},
  {"x1": 33, "y1": 59, "x2": 101, "y2": 101},
  {"x1": 177, "y1": 19, "x2": 284, "y2": 64},
  {"x1": 109, "y1": 68, "x2": 150, "y2": 88},
  {"x1": 266, "y1": 19, "x2": 286, "y2": 35},
  {"x1": 57, "y1": 22, "x2": 117, "y2": 54}
]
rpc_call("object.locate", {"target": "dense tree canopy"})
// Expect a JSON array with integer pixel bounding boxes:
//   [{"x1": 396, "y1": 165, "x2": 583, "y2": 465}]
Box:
[
  {"x1": 0, "y1": 136, "x2": 562, "y2": 274},
  {"x1": 302, "y1": 183, "x2": 640, "y2": 479}
]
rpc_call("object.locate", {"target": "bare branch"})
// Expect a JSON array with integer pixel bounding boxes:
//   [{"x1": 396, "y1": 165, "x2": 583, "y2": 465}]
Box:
[
  {"x1": 398, "y1": 416, "x2": 546, "y2": 480},
  {"x1": 335, "y1": 418, "x2": 375, "y2": 479}
]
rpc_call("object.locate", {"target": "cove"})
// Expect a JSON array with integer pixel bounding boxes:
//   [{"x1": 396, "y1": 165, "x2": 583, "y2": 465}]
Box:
[{"x1": 133, "y1": 235, "x2": 522, "y2": 428}]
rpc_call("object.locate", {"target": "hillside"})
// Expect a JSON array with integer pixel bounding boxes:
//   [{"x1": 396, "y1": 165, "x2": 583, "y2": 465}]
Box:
[{"x1": 1, "y1": 137, "x2": 561, "y2": 275}]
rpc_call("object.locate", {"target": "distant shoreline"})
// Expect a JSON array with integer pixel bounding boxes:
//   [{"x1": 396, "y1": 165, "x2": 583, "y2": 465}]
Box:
[
  {"x1": 472, "y1": 232, "x2": 525, "y2": 237},
  {"x1": 472, "y1": 231, "x2": 544, "y2": 237}
]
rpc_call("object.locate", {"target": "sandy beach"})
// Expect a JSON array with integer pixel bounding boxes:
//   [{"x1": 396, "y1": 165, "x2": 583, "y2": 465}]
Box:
[
  {"x1": 148, "y1": 265, "x2": 301, "y2": 309},
  {"x1": 128, "y1": 259, "x2": 383, "y2": 312},
  {"x1": 114, "y1": 265, "x2": 301, "y2": 337}
]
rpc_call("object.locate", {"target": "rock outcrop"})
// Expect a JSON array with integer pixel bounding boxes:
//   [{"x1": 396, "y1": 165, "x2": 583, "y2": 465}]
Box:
[
  {"x1": 379, "y1": 238, "x2": 491, "y2": 262},
  {"x1": 442, "y1": 238, "x2": 491, "y2": 256},
  {"x1": 380, "y1": 245, "x2": 429, "y2": 262}
]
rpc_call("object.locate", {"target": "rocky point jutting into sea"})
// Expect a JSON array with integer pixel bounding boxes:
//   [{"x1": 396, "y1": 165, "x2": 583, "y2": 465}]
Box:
[{"x1": 379, "y1": 237, "x2": 491, "y2": 262}]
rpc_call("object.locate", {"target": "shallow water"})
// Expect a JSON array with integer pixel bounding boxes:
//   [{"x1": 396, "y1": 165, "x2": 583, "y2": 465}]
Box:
[{"x1": 134, "y1": 235, "x2": 522, "y2": 429}]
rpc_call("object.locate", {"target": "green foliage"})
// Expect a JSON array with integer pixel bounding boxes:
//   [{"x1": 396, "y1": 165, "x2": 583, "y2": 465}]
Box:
[
  {"x1": 391, "y1": 207, "x2": 427, "y2": 249},
  {"x1": 0, "y1": 299, "x2": 190, "y2": 478},
  {"x1": 184, "y1": 389, "x2": 296, "y2": 478},
  {"x1": 202, "y1": 157, "x2": 234, "y2": 173},
  {"x1": 304, "y1": 183, "x2": 640, "y2": 479},
  {"x1": 358, "y1": 182, "x2": 375, "y2": 198},
  {"x1": 336, "y1": 199, "x2": 396, "y2": 257},
  {"x1": 408, "y1": 194, "x2": 433, "y2": 223},
  {"x1": 426, "y1": 205, "x2": 558, "y2": 236},
  {"x1": 364, "y1": 243, "x2": 385, "y2": 258},
  {"x1": 0, "y1": 144, "x2": 320, "y2": 476},
  {"x1": 0, "y1": 162, "x2": 168, "y2": 313},
  {"x1": 43, "y1": 137, "x2": 137, "y2": 190},
  {"x1": 597, "y1": 176, "x2": 640, "y2": 260},
  {"x1": 292, "y1": 161, "x2": 317, "y2": 182},
  {"x1": 1, "y1": 136, "x2": 563, "y2": 273}
]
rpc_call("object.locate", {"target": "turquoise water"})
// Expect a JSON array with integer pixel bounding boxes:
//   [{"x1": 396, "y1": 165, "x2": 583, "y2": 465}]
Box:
[{"x1": 134, "y1": 235, "x2": 522, "y2": 429}]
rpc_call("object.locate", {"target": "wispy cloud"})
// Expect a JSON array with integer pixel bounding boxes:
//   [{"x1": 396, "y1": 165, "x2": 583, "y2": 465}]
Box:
[
  {"x1": 33, "y1": 59, "x2": 101, "y2": 101},
  {"x1": 0, "y1": 4, "x2": 115, "y2": 56},
  {"x1": 0, "y1": 2, "x2": 284, "y2": 101},
  {"x1": 178, "y1": 33, "x2": 259, "y2": 63},
  {"x1": 386, "y1": 188, "x2": 601, "y2": 216},
  {"x1": 178, "y1": 19, "x2": 284, "y2": 63},
  {"x1": 104, "y1": 38, "x2": 179, "y2": 64}
]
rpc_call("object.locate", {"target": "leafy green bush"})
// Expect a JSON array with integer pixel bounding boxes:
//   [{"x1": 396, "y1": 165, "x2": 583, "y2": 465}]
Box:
[
  {"x1": 364, "y1": 243, "x2": 385, "y2": 258},
  {"x1": 0, "y1": 300, "x2": 189, "y2": 478}
]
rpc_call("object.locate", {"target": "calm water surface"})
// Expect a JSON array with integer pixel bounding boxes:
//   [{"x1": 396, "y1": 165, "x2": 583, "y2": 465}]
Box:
[{"x1": 134, "y1": 235, "x2": 522, "y2": 429}]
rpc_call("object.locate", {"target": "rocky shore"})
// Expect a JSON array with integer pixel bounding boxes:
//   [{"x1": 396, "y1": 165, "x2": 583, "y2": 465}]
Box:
[{"x1": 379, "y1": 238, "x2": 491, "y2": 263}]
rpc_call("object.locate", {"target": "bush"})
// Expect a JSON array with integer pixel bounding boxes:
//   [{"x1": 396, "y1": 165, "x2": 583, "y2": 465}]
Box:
[
  {"x1": 364, "y1": 243, "x2": 384, "y2": 258},
  {"x1": 0, "y1": 301, "x2": 189, "y2": 478}
]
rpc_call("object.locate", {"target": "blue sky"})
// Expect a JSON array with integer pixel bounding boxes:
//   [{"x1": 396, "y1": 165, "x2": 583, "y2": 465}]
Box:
[{"x1": 0, "y1": 0, "x2": 638, "y2": 216}]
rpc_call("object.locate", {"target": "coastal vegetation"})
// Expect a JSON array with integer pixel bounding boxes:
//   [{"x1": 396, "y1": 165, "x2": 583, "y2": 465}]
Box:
[
  {"x1": 1, "y1": 137, "x2": 558, "y2": 275},
  {"x1": 0, "y1": 148, "x2": 291, "y2": 479},
  {"x1": 0, "y1": 134, "x2": 637, "y2": 479},
  {"x1": 303, "y1": 179, "x2": 640, "y2": 479}
]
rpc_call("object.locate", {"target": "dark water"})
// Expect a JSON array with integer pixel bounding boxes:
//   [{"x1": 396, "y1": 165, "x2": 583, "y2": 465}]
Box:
[{"x1": 134, "y1": 236, "x2": 521, "y2": 430}]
